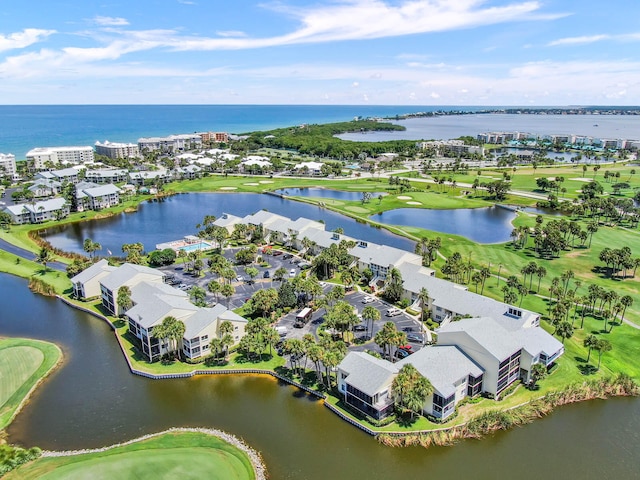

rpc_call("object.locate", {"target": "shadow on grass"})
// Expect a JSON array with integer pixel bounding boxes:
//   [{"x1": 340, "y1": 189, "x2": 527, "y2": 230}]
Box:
[
  {"x1": 574, "y1": 355, "x2": 587, "y2": 363},
  {"x1": 578, "y1": 364, "x2": 598, "y2": 376},
  {"x1": 394, "y1": 411, "x2": 420, "y2": 428}
]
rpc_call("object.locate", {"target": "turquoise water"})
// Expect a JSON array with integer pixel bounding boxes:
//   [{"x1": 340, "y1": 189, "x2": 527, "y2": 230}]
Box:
[
  {"x1": 179, "y1": 241, "x2": 213, "y2": 252},
  {"x1": 0, "y1": 104, "x2": 456, "y2": 158}
]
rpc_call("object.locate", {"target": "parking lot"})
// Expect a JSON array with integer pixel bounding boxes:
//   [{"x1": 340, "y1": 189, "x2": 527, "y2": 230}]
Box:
[{"x1": 158, "y1": 245, "x2": 430, "y2": 363}]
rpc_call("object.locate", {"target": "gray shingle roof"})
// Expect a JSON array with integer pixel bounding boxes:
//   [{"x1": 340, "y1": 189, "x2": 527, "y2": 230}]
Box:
[
  {"x1": 100, "y1": 263, "x2": 164, "y2": 292},
  {"x1": 511, "y1": 327, "x2": 564, "y2": 358},
  {"x1": 71, "y1": 259, "x2": 115, "y2": 284},
  {"x1": 338, "y1": 352, "x2": 398, "y2": 397},
  {"x1": 438, "y1": 317, "x2": 521, "y2": 361},
  {"x1": 398, "y1": 345, "x2": 483, "y2": 398}
]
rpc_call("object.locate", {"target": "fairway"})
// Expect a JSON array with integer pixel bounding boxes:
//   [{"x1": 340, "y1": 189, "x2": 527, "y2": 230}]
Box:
[
  {"x1": 9, "y1": 431, "x2": 259, "y2": 480},
  {"x1": 0, "y1": 346, "x2": 44, "y2": 408},
  {"x1": 0, "y1": 338, "x2": 61, "y2": 430}
]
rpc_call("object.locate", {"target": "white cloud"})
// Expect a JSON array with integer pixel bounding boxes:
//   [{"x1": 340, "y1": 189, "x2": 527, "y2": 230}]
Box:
[
  {"x1": 216, "y1": 30, "x2": 248, "y2": 38},
  {"x1": 430, "y1": 92, "x2": 441, "y2": 99},
  {"x1": 548, "y1": 32, "x2": 640, "y2": 46},
  {"x1": 94, "y1": 16, "x2": 130, "y2": 27},
  {"x1": 0, "y1": 29, "x2": 55, "y2": 53},
  {"x1": 352, "y1": 81, "x2": 359, "y2": 87},
  {"x1": 547, "y1": 34, "x2": 610, "y2": 46}
]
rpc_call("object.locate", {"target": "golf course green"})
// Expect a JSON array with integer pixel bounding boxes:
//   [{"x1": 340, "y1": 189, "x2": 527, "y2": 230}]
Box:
[
  {"x1": 0, "y1": 338, "x2": 61, "y2": 430},
  {"x1": 7, "y1": 431, "x2": 261, "y2": 480}
]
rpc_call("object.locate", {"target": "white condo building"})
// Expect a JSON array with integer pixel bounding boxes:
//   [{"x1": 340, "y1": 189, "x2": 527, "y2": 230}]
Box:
[
  {"x1": 95, "y1": 140, "x2": 140, "y2": 159},
  {"x1": 0, "y1": 153, "x2": 17, "y2": 179},
  {"x1": 138, "y1": 134, "x2": 202, "y2": 154},
  {"x1": 27, "y1": 146, "x2": 94, "y2": 170}
]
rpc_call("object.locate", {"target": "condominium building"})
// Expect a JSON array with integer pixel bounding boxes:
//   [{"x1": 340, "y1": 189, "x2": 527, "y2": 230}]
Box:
[
  {"x1": 27, "y1": 146, "x2": 94, "y2": 170},
  {"x1": 138, "y1": 134, "x2": 202, "y2": 154},
  {"x1": 0, "y1": 153, "x2": 17, "y2": 179},
  {"x1": 95, "y1": 140, "x2": 140, "y2": 159}
]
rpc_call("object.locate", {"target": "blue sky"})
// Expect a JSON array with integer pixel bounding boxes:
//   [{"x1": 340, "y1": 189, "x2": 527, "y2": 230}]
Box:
[{"x1": 1, "y1": 0, "x2": 639, "y2": 105}]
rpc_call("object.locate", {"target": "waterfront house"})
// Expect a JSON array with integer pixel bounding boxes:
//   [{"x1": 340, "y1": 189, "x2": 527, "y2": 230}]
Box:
[
  {"x1": 71, "y1": 259, "x2": 116, "y2": 300},
  {"x1": 397, "y1": 346, "x2": 483, "y2": 420},
  {"x1": 99, "y1": 263, "x2": 166, "y2": 315},
  {"x1": 437, "y1": 318, "x2": 523, "y2": 397},
  {"x1": 182, "y1": 305, "x2": 248, "y2": 361},
  {"x1": 3, "y1": 197, "x2": 70, "y2": 224},
  {"x1": 128, "y1": 170, "x2": 171, "y2": 186},
  {"x1": 337, "y1": 352, "x2": 398, "y2": 419},
  {"x1": 28, "y1": 178, "x2": 62, "y2": 198}
]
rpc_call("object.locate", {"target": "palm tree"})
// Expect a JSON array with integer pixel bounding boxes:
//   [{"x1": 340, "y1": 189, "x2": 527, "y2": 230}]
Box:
[
  {"x1": 583, "y1": 334, "x2": 598, "y2": 362},
  {"x1": 361, "y1": 305, "x2": 381, "y2": 339},
  {"x1": 619, "y1": 295, "x2": 633, "y2": 325},
  {"x1": 417, "y1": 287, "x2": 430, "y2": 321},
  {"x1": 556, "y1": 321, "x2": 574, "y2": 344},
  {"x1": 391, "y1": 363, "x2": 434, "y2": 419},
  {"x1": 117, "y1": 285, "x2": 133, "y2": 315},
  {"x1": 529, "y1": 363, "x2": 548, "y2": 389},
  {"x1": 35, "y1": 247, "x2": 55, "y2": 272},
  {"x1": 154, "y1": 316, "x2": 186, "y2": 360},
  {"x1": 594, "y1": 339, "x2": 612, "y2": 370}
]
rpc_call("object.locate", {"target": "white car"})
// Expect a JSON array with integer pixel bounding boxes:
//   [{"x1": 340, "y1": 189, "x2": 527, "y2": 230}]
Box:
[
  {"x1": 386, "y1": 307, "x2": 402, "y2": 317},
  {"x1": 361, "y1": 296, "x2": 375, "y2": 304},
  {"x1": 289, "y1": 269, "x2": 296, "y2": 277},
  {"x1": 236, "y1": 275, "x2": 244, "y2": 283}
]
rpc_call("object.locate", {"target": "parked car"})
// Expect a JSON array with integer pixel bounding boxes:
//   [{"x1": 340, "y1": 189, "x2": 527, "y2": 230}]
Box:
[
  {"x1": 398, "y1": 345, "x2": 413, "y2": 352},
  {"x1": 283, "y1": 253, "x2": 293, "y2": 259},
  {"x1": 289, "y1": 268, "x2": 296, "y2": 277},
  {"x1": 263, "y1": 270, "x2": 271, "y2": 278},
  {"x1": 386, "y1": 307, "x2": 401, "y2": 317},
  {"x1": 273, "y1": 251, "x2": 283, "y2": 256},
  {"x1": 407, "y1": 334, "x2": 424, "y2": 343},
  {"x1": 361, "y1": 296, "x2": 375, "y2": 304},
  {"x1": 395, "y1": 349, "x2": 410, "y2": 359},
  {"x1": 236, "y1": 275, "x2": 244, "y2": 282},
  {"x1": 353, "y1": 324, "x2": 367, "y2": 332}
]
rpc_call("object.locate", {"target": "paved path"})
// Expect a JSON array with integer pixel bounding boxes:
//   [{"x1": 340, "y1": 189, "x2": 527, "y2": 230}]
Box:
[{"x1": 0, "y1": 237, "x2": 66, "y2": 272}]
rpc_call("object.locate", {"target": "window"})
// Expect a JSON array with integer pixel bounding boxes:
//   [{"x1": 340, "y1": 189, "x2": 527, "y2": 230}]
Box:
[{"x1": 201, "y1": 335, "x2": 208, "y2": 340}]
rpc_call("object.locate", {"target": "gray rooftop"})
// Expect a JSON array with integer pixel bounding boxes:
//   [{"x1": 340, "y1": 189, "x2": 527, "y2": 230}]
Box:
[
  {"x1": 183, "y1": 304, "x2": 228, "y2": 339},
  {"x1": 338, "y1": 352, "x2": 398, "y2": 397},
  {"x1": 437, "y1": 317, "x2": 521, "y2": 361},
  {"x1": 70, "y1": 259, "x2": 115, "y2": 284},
  {"x1": 398, "y1": 345, "x2": 483, "y2": 398},
  {"x1": 512, "y1": 327, "x2": 564, "y2": 358},
  {"x1": 100, "y1": 263, "x2": 165, "y2": 292},
  {"x1": 82, "y1": 184, "x2": 121, "y2": 197}
]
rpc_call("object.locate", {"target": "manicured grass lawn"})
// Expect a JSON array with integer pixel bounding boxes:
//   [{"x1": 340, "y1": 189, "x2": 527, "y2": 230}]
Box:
[
  {"x1": 0, "y1": 250, "x2": 72, "y2": 295},
  {"x1": 7, "y1": 431, "x2": 257, "y2": 480},
  {"x1": 0, "y1": 338, "x2": 62, "y2": 430}
]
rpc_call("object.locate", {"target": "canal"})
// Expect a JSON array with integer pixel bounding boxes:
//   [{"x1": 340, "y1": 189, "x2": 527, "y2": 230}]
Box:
[{"x1": 2, "y1": 273, "x2": 640, "y2": 479}]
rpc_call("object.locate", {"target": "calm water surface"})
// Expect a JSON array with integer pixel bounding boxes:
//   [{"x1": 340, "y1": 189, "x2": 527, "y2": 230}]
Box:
[
  {"x1": 41, "y1": 193, "x2": 414, "y2": 255},
  {"x1": 2, "y1": 273, "x2": 640, "y2": 479},
  {"x1": 337, "y1": 114, "x2": 640, "y2": 141},
  {"x1": 373, "y1": 206, "x2": 516, "y2": 243},
  {"x1": 276, "y1": 187, "x2": 388, "y2": 201}
]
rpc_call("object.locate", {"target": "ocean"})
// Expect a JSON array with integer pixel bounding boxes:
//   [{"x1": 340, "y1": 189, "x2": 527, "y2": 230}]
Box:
[
  {"x1": 2, "y1": 105, "x2": 640, "y2": 159},
  {"x1": 0, "y1": 104, "x2": 450, "y2": 159}
]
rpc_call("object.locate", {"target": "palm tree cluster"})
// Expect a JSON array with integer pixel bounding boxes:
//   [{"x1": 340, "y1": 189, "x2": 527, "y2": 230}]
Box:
[
  {"x1": 237, "y1": 317, "x2": 280, "y2": 362},
  {"x1": 152, "y1": 316, "x2": 186, "y2": 361},
  {"x1": 374, "y1": 322, "x2": 407, "y2": 362},
  {"x1": 414, "y1": 236, "x2": 441, "y2": 267},
  {"x1": 391, "y1": 364, "x2": 434, "y2": 419},
  {"x1": 598, "y1": 246, "x2": 640, "y2": 279},
  {"x1": 283, "y1": 334, "x2": 347, "y2": 388}
]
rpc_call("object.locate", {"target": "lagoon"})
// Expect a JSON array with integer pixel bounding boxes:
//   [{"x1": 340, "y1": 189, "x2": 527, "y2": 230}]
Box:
[
  {"x1": 372, "y1": 206, "x2": 517, "y2": 244},
  {"x1": 2, "y1": 273, "x2": 640, "y2": 480},
  {"x1": 40, "y1": 193, "x2": 415, "y2": 255}
]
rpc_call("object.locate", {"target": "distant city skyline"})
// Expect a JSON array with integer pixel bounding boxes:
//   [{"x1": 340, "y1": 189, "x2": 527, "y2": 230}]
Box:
[{"x1": 1, "y1": 1, "x2": 640, "y2": 105}]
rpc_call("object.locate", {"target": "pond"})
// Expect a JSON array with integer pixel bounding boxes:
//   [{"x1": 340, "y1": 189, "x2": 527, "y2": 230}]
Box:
[
  {"x1": 276, "y1": 187, "x2": 388, "y2": 202},
  {"x1": 3, "y1": 273, "x2": 640, "y2": 480},
  {"x1": 40, "y1": 193, "x2": 414, "y2": 255},
  {"x1": 371, "y1": 206, "x2": 517, "y2": 243}
]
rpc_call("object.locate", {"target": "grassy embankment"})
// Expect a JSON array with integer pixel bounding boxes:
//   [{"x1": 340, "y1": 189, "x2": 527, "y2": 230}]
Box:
[
  {"x1": 6, "y1": 431, "x2": 258, "y2": 480},
  {"x1": 0, "y1": 338, "x2": 62, "y2": 431}
]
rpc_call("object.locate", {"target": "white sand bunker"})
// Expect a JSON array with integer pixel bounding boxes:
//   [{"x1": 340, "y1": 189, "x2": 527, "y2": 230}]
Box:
[
  {"x1": 406, "y1": 201, "x2": 422, "y2": 205},
  {"x1": 243, "y1": 183, "x2": 260, "y2": 186},
  {"x1": 219, "y1": 186, "x2": 238, "y2": 190},
  {"x1": 572, "y1": 177, "x2": 593, "y2": 182},
  {"x1": 397, "y1": 195, "x2": 412, "y2": 200},
  {"x1": 259, "y1": 180, "x2": 274, "y2": 184}
]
